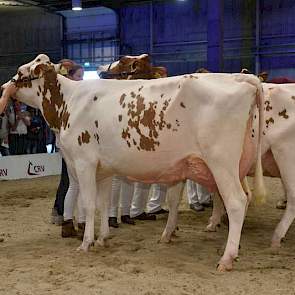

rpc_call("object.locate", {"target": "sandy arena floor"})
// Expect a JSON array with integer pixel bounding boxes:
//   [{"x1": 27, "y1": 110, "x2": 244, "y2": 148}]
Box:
[{"x1": 0, "y1": 176, "x2": 295, "y2": 295}]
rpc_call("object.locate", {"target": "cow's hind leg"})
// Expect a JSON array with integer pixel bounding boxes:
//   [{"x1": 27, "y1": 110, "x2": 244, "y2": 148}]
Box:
[
  {"x1": 160, "y1": 182, "x2": 185, "y2": 243},
  {"x1": 76, "y1": 162, "x2": 97, "y2": 252},
  {"x1": 95, "y1": 177, "x2": 113, "y2": 247},
  {"x1": 211, "y1": 168, "x2": 247, "y2": 271},
  {"x1": 206, "y1": 177, "x2": 251, "y2": 232},
  {"x1": 206, "y1": 192, "x2": 225, "y2": 232},
  {"x1": 271, "y1": 149, "x2": 295, "y2": 249}
]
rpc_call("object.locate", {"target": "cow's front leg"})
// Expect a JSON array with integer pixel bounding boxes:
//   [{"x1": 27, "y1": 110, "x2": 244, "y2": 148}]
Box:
[
  {"x1": 206, "y1": 192, "x2": 225, "y2": 232},
  {"x1": 160, "y1": 182, "x2": 184, "y2": 243},
  {"x1": 95, "y1": 177, "x2": 112, "y2": 247},
  {"x1": 76, "y1": 163, "x2": 97, "y2": 252}
]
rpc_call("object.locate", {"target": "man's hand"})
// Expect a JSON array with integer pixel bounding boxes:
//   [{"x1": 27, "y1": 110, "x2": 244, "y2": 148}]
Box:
[
  {"x1": 0, "y1": 83, "x2": 17, "y2": 114},
  {"x1": 3, "y1": 83, "x2": 17, "y2": 99}
]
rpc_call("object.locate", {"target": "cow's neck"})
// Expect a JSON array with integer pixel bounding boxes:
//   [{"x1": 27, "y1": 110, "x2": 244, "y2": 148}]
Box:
[{"x1": 38, "y1": 69, "x2": 72, "y2": 133}]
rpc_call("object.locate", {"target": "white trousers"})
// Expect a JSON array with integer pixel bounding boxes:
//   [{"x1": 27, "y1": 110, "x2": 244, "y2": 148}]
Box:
[
  {"x1": 63, "y1": 178, "x2": 86, "y2": 223},
  {"x1": 186, "y1": 180, "x2": 211, "y2": 205},
  {"x1": 130, "y1": 183, "x2": 167, "y2": 217},
  {"x1": 108, "y1": 176, "x2": 134, "y2": 218},
  {"x1": 146, "y1": 184, "x2": 167, "y2": 213}
]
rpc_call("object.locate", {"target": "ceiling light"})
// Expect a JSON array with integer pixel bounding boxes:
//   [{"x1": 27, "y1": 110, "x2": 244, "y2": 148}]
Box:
[{"x1": 72, "y1": 0, "x2": 82, "y2": 11}]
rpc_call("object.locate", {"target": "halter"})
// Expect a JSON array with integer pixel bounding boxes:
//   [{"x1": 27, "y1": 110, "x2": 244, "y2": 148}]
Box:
[{"x1": 11, "y1": 76, "x2": 39, "y2": 84}]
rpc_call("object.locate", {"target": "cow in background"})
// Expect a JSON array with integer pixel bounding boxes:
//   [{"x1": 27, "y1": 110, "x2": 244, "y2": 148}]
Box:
[
  {"x1": 1, "y1": 54, "x2": 266, "y2": 271},
  {"x1": 98, "y1": 54, "x2": 167, "y2": 80},
  {"x1": 207, "y1": 69, "x2": 295, "y2": 251}
]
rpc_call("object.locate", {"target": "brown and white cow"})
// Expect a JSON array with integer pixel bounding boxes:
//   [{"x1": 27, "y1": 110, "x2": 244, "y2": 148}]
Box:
[
  {"x1": 207, "y1": 82, "x2": 295, "y2": 250},
  {"x1": 98, "y1": 54, "x2": 167, "y2": 80},
  {"x1": 0, "y1": 54, "x2": 265, "y2": 271}
]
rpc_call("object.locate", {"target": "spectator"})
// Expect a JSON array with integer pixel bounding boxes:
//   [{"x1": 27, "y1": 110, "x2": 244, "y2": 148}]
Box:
[
  {"x1": 0, "y1": 111, "x2": 10, "y2": 156},
  {"x1": 8, "y1": 101, "x2": 31, "y2": 155},
  {"x1": 26, "y1": 107, "x2": 43, "y2": 154}
]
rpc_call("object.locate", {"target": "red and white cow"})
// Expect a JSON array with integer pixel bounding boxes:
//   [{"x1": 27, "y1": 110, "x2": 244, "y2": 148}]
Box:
[
  {"x1": 98, "y1": 54, "x2": 167, "y2": 80},
  {"x1": 0, "y1": 54, "x2": 265, "y2": 271},
  {"x1": 207, "y1": 82, "x2": 295, "y2": 250}
]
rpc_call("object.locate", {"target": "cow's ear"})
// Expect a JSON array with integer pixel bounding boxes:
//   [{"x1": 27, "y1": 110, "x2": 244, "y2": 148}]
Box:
[{"x1": 33, "y1": 64, "x2": 49, "y2": 77}]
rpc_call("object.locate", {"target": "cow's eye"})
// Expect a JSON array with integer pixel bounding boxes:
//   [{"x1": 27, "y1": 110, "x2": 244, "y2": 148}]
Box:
[
  {"x1": 36, "y1": 58, "x2": 41, "y2": 62},
  {"x1": 22, "y1": 77, "x2": 29, "y2": 82}
]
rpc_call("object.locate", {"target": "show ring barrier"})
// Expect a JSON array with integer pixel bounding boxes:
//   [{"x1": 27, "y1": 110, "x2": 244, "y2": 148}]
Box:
[{"x1": 0, "y1": 153, "x2": 61, "y2": 180}]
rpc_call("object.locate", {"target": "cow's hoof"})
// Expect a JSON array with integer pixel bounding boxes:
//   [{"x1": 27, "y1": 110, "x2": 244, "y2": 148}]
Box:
[
  {"x1": 95, "y1": 238, "x2": 110, "y2": 248},
  {"x1": 76, "y1": 241, "x2": 94, "y2": 252},
  {"x1": 171, "y1": 230, "x2": 178, "y2": 238},
  {"x1": 216, "y1": 262, "x2": 233, "y2": 272},
  {"x1": 271, "y1": 236, "x2": 282, "y2": 250},
  {"x1": 268, "y1": 244, "x2": 281, "y2": 255},
  {"x1": 159, "y1": 235, "x2": 171, "y2": 244},
  {"x1": 205, "y1": 223, "x2": 218, "y2": 232}
]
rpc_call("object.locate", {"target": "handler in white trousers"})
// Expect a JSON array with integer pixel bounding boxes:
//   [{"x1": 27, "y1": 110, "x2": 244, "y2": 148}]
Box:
[
  {"x1": 130, "y1": 183, "x2": 168, "y2": 219},
  {"x1": 186, "y1": 180, "x2": 212, "y2": 212},
  {"x1": 62, "y1": 178, "x2": 86, "y2": 239},
  {"x1": 108, "y1": 176, "x2": 135, "y2": 228}
]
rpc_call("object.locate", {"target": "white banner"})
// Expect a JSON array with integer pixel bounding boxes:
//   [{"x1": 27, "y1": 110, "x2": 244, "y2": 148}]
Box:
[{"x1": 0, "y1": 153, "x2": 62, "y2": 180}]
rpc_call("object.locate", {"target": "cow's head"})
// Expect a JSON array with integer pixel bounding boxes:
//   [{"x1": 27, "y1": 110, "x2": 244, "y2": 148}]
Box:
[
  {"x1": 98, "y1": 54, "x2": 153, "y2": 79},
  {"x1": 1, "y1": 54, "x2": 65, "y2": 110}
]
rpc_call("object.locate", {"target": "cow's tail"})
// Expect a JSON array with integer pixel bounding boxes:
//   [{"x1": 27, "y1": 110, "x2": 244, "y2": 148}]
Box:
[{"x1": 253, "y1": 81, "x2": 267, "y2": 205}]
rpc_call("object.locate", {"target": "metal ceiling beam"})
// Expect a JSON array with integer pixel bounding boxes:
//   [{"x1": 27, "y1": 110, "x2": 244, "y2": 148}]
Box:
[{"x1": 11, "y1": 0, "x2": 168, "y2": 12}]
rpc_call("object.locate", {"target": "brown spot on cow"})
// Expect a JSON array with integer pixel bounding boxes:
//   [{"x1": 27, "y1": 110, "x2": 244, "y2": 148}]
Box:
[
  {"x1": 278, "y1": 109, "x2": 289, "y2": 119},
  {"x1": 265, "y1": 117, "x2": 274, "y2": 128},
  {"x1": 78, "y1": 130, "x2": 91, "y2": 144},
  {"x1": 264, "y1": 100, "x2": 272, "y2": 112},
  {"x1": 94, "y1": 133, "x2": 100, "y2": 144},
  {"x1": 93, "y1": 96, "x2": 98, "y2": 101},
  {"x1": 95, "y1": 120, "x2": 98, "y2": 128},
  {"x1": 291, "y1": 96, "x2": 295, "y2": 100},
  {"x1": 130, "y1": 91, "x2": 136, "y2": 98},
  {"x1": 118, "y1": 115, "x2": 122, "y2": 122},
  {"x1": 122, "y1": 128, "x2": 131, "y2": 140},
  {"x1": 120, "y1": 93, "x2": 176, "y2": 151},
  {"x1": 120, "y1": 94, "x2": 126, "y2": 105},
  {"x1": 180, "y1": 102, "x2": 186, "y2": 108},
  {"x1": 160, "y1": 94, "x2": 164, "y2": 98},
  {"x1": 82, "y1": 131, "x2": 91, "y2": 143},
  {"x1": 138, "y1": 86, "x2": 144, "y2": 92}
]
